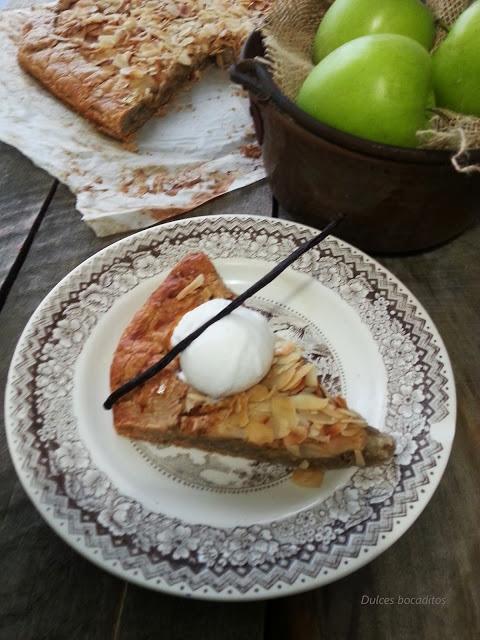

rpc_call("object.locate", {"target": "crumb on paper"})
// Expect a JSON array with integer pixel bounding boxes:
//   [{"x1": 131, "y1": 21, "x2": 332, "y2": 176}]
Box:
[
  {"x1": 120, "y1": 166, "x2": 236, "y2": 198},
  {"x1": 240, "y1": 143, "x2": 262, "y2": 159},
  {"x1": 121, "y1": 139, "x2": 139, "y2": 153},
  {"x1": 147, "y1": 206, "x2": 191, "y2": 221},
  {"x1": 155, "y1": 100, "x2": 195, "y2": 117},
  {"x1": 155, "y1": 103, "x2": 171, "y2": 118},
  {"x1": 145, "y1": 171, "x2": 237, "y2": 220},
  {"x1": 232, "y1": 86, "x2": 248, "y2": 99}
]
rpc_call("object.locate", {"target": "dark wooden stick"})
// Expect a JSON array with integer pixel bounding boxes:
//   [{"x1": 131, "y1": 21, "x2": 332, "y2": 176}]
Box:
[{"x1": 104, "y1": 216, "x2": 344, "y2": 409}]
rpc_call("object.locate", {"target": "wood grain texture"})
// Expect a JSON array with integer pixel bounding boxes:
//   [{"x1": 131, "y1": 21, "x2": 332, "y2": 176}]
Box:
[
  {"x1": 0, "y1": 180, "x2": 271, "y2": 640},
  {"x1": 265, "y1": 222, "x2": 480, "y2": 640},
  {"x1": 1, "y1": 170, "x2": 477, "y2": 638},
  {"x1": 0, "y1": 186, "x2": 125, "y2": 640},
  {"x1": 0, "y1": 142, "x2": 56, "y2": 308}
]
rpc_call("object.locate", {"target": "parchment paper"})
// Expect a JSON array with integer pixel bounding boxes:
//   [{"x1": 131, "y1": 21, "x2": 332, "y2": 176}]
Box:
[{"x1": 0, "y1": 5, "x2": 265, "y2": 236}]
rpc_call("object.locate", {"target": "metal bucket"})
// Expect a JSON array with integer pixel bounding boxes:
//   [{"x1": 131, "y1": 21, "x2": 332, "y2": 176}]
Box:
[{"x1": 230, "y1": 31, "x2": 479, "y2": 253}]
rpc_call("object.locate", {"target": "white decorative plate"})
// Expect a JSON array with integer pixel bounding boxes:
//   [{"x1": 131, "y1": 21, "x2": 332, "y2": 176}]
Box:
[{"x1": 5, "y1": 215, "x2": 455, "y2": 601}]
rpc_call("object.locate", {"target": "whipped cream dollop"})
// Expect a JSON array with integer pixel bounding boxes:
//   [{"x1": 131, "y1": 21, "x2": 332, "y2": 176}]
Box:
[{"x1": 171, "y1": 298, "x2": 275, "y2": 398}]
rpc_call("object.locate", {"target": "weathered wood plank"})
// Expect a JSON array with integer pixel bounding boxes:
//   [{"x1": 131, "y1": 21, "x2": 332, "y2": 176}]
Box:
[
  {"x1": 0, "y1": 483, "x2": 125, "y2": 640},
  {"x1": 265, "y1": 222, "x2": 480, "y2": 640},
  {"x1": 0, "y1": 142, "x2": 56, "y2": 308},
  {"x1": 0, "y1": 186, "x2": 125, "y2": 640},
  {"x1": 0, "y1": 180, "x2": 271, "y2": 640}
]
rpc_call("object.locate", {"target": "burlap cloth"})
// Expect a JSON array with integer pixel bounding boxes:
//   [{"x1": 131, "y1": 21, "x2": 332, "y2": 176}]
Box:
[{"x1": 263, "y1": 0, "x2": 480, "y2": 172}]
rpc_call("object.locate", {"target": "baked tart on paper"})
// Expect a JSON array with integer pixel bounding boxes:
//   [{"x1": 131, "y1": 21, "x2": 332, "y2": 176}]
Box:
[
  {"x1": 110, "y1": 253, "x2": 395, "y2": 474},
  {"x1": 18, "y1": 0, "x2": 268, "y2": 140}
]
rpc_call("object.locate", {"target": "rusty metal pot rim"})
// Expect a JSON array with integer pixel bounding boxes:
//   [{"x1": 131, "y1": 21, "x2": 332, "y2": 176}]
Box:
[{"x1": 235, "y1": 29, "x2": 480, "y2": 166}]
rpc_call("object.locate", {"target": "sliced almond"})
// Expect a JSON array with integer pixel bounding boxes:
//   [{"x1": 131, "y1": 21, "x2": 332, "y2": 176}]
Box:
[
  {"x1": 309, "y1": 425, "x2": 320, "y2": 438},
  {"x1": 247, "y1": 384, "x2": 270, "y2": 403},
  {"x1": 309, "y1": 412, "x2": 337, "y2": 426},
  {"x1": 232, "y1": 395, "x2": 249, "y2": 427},
  {"x1": 290, "y1": 394, "x2": 329, "y2": 411},
  {"x1": 249, "y1": 399, "x2": 271, "y2": 418},
  {"x1": 354, "y1": 449, "x2": 366, "y2": 466},
  {"x1": 123, "y1": 17, "x2": 137, "y2": 30},
  {"x1": 181, "y1": 36, "x2": 195, "y2": 46},
  {"x1": 317, "y1": 403, "x2": 346, "y2": 418},
  {"x1": 176, "y1": 273, "x2": 205, "y2": 300},
  {"x1": 273, "y1": 365, "x2": 298, "y2": 392},
  {"x1": 337, "y1": 407, "x2": 359, "y2": 417},
  {"x1": 222, "y1": 408, "x2": 248, "y2": 429},
  {"x1": 215, "y1": 422, "x2": 246, "y2": 439},
  {"x1": 283, "y1": 428, "x2": 308, "y2": 446},
  {"x1": 274, "y1": 341, "x2": 296, "y2": 357},
  {"x1": 184, "y1": 389, "x2": 209, "y2": 412},
  {"x1": 305, "y1": 367, "x2": 319, "y2": 388},
  {"x1": 138, "y1": 42, "x2": 162, "y2": 57},
  {"x1": 97, "y1": 34, "x2": 118, "y2": 47},
  {"x1": 272, "y1": 361, "x2": 297, "y2": 376},
  {"x1": 291, "y1": 468, "x2": 325, "y2": 488},
  {"x1": 178, "y1": 50, "x2": 192, "y2": 66},
  {"x1": 113, "y1": 52, "x2": 132, "y2": 68},
  {"x1": 246, "y1": 421, "x2": 275, "y2": 445},
  {"x1": 271, "y1": 396, "x2": 297, "y2": 439},
  {"x1": 290, "y1": 424, "x2": 309, "y2": 443},
  {"x1": 287, "y1": 380, "x2": 307, "y2": 396},
  {"x1": 340, "y1": 424, "x2": 363, "y2": 437},
  {"x1": 275, "y1": 350, "x2": 302, "y2": 367},
  {"x1": 283, "y1": 363, "x2": 315, "y2": 391}
]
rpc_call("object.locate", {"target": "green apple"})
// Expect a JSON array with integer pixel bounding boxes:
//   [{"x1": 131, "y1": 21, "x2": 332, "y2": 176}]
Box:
[
  {"x1": 313, "y1": 0, "x2": 435, "y2": 63},
  {"x1": 297, "y1": 34, "x2": 433, "y2": 148},
  {"x1": 433, "y1": 1, "x2": 480, "y2": 116}
]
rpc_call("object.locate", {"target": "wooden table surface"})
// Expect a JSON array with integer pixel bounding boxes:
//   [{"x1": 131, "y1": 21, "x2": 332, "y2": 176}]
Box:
[{"x1": 0, "y1": 138, "x2": 479, "y2": 640}]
